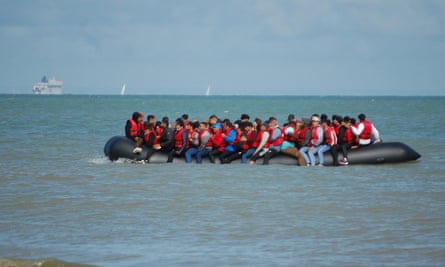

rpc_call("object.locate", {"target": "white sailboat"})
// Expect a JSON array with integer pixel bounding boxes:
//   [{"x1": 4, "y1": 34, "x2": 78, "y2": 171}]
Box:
[
  {"x1": 205, "y1": 85, "x2": 210, "y2": 96},
  {"x1": 120, "y1": 84, "x2": 126, "y2": 95}
]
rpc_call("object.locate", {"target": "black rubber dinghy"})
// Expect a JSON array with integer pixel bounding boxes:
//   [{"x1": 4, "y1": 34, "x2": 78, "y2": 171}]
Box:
[{"x1": 104, "y1": 136, "x2": 421, "y2": 165}]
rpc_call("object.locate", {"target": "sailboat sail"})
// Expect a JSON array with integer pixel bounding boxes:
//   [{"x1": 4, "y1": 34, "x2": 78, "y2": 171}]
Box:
[
  {"x1": 120, "y1": 84, "x2": 126, "y2": 95},
  {"x1": 205, "y1": 85, "x2": 210, "y2": 96}
]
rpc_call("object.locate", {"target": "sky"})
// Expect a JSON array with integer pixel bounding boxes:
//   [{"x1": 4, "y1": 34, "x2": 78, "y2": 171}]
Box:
[{"x1": 1, "y1": 0, "x2": 444, "y2": 96}]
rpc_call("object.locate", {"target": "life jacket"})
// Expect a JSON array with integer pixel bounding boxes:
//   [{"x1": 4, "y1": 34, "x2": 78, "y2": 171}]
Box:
[
  {"x1": 324, "y1": 126, "x2": 337, "y2": 146},
  {"x1": 188, "y1": 128, "x2": 199, "y2": 147},
  {"x1": 342, "y1": 128, "x2": 354, "y2": 145},
  {"x1": 127, "y1": 119, "x2": 144, "y2": 138},
  {"x1": 297, "y1": 127, "x2": 308, "y2": 146},
  {"x1": 143, "y1": 129, "x2": 155, "y2": 145},
  {"x1": 282, "y1": 125, "x2": 297, "y2": 143},
  {"x1": 246, "y1": 130, "x2": 257, "y2": 148},
  {"x1": 153, "y1": 127, "x2": 163, "y2": 145},
  {"x1": 208, "y1": 131, "x2": 226, "y2": 152},
  {"x1": 334, "y1": 124, "x2": 342, "y2": 136},
  {"x1": 310, "y1": 125, "x2": 322, "y2": 146},
  {"x1": 359, "y1": 120, "x2": 372, "y2": 140},
  {"x1": 268, "y1": 127, "x2": 283, "y2": 147},
  {"x1": 174, "y1": 128, "x2": 189, "y2": 149}
]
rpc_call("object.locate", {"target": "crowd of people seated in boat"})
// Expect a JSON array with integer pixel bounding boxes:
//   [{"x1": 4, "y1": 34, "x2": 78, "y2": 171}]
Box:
[{"x1": 125, "y1": 112, "x2": 380, "y2": 166}]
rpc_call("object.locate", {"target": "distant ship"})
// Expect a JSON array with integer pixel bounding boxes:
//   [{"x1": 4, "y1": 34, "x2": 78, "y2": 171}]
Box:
[{"x1": 32, "y1": 76, "x2": 64, "y2": 95}]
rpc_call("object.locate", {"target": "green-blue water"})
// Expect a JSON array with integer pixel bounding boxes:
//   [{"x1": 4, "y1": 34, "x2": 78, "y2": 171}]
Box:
[{"x1": 1, "y1": 95, "x2": 444, "y2": 266}]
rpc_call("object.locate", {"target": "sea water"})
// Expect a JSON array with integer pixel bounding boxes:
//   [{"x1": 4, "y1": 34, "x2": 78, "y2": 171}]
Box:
[{"x1": 0, "y1": 95, "x2": 444, "y2": 266}]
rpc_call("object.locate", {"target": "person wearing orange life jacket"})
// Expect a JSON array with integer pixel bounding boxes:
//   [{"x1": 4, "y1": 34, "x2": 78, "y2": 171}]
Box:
[
  {"x1": 311, "y1": 119, "x2": 337, "y2": 166},
  {"x1": 125, "y1": 111, "x2": 145, "y2": 154},
  {"x1": 167, "y1": 118, "x2": 189, "y2": 163},
  {"x1": 262, "y1": 117, "x2": 283, "y2": 165},
  {"x1": 300, "y1": 114, "x2": 324, "y2": 166},
  {"x1": 351, "y1": 113, "x2": 381, "y2": 146}
]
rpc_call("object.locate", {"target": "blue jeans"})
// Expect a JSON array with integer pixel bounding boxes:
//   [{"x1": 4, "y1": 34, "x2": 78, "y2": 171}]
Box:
[
  {"x1": 195, "y1": 148, "x2": 211, "y2": 164},
  {"x1": 299, "y1": 146, "x2": 311, "y2": 165},
  {"x1": 315, "y1": 144, "x2": 331, "y2": 165},
  {"x1": 185, "y1": 147, "x2": 199, "y2": 163},
  {"x1": 241, "y1": 148, "x2": 255, "y2": 163}
]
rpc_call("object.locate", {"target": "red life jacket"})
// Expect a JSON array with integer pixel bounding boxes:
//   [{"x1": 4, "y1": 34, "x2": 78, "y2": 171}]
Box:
[
  {"x1": 128, "y1": 119, "x2": 144, "y2": 138},
  {"x1": 342, "y1": 128, "x2": 354, "y2": 145},
  {"x1": 175, "y1": 128, "x2": 189, "y2": 149},
  {"x1": 324, "y1": 126, "x2": 337, "y2": 146},
  {"x1": 334, "y1": 124, "x2": 341, "y2": 136},
  {"x1": 153, "y1": 127, "x2": 162, "y2": 145},
  {"x1": 282, "y1": 125, "x2": 297, "y2": 143},
  {"x1": 310, "y1": 125, "x2": 322, "y2": 146},
  {"x1": 188, "y1": 128, "x2": 199, "y2": 147},
  {"x1": 144, "y1": 130, "x2": 155, "y2": 145},
  {"x1": 208, "y1": 131, "x2": 225, "y2": 152},
  {"x1": 297, "y1": 127, "x2": 308, "y2": 146},
  {"x1": 246, "y1": 130, "x2": 257, "y2": 148},
  {"x1": 359, "y1": 120, "x2": 372, "y2": 140},
  {"x1": 268, "y1": 127, "x2": 283, "y2": 147}
]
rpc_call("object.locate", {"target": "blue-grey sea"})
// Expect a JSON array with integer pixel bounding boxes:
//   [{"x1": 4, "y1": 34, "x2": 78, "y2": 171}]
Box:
[{"x1": 0, "y1": 95, "x2": 444, "y2": 266}]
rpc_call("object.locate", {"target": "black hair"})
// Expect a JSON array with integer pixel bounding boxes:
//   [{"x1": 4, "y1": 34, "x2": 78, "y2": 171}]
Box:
[
  {"x1": 358, "y1": 113, "x2": 366, "y2": 121},
  {"x1": 240, "y1": 114, "x2": 250, "y2": 120},
  {"x1": 182, "y1": 114, "x2": 189, "y2": 120}
]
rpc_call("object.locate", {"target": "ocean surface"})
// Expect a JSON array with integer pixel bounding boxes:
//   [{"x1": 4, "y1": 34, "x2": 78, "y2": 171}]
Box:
[{"x1": 0, "y1": 95, "x2": 444, "y2": 266}]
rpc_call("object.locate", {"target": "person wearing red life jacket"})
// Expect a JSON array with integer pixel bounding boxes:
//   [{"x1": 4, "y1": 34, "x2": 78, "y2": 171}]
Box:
[
  {"x1": 142, "y1": 122, "x2": 156, "y2": 161},
  {"x1": 220, "y1": 121, "x2": 251, "y2": 164},
  {"x1": 249, "y1": 121, "x2": 270, "y2": 164},
  {"x1": 241, "y1": 122, "x2": 259, "y2": 163},
  {"x1": 125, "y1": 112, "x2": 145, "y2": 154},
  {"x1": 167, "y1": 118, "x2": 189, "y2": 163},
  {"x1": 300, "y1": 114, "x2": 324, "y2": 166},
  {"x1": 262, "y1": 117, "x2": 283, "y2": 165},
  {"x1": 193, "y1": 122, "x2": 212, "y2": 163},
  {"x1": 280, "y1": 120, "x2": 306, "y2": 166},
  {"x1": 351, "y1": 113, "x2": 381, "y2": 146},
  {"x1": 331, "y1": 116, "x2": 355, "y2": 166},
  {"x1": 206, "y1": 122, "x2": 225, "y2": 163},
  {"x1": 311, "y1": 119, "x2": 337, "y2": 166},
  {"x1": 184, "y1": 121, "x2": 202, "y2": 163}
]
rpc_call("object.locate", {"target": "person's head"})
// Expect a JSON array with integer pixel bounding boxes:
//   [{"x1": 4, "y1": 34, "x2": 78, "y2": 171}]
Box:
[
  {"x1": 240, "y1": 114, "x2": 250, "y2": 121},
  {"x1": 320, "y1": 113, "x2": 328, "y2": 123},
  {"x1": 175, "y1": 118, "x2": 184, "y2": 130},
  {"x1": 311, "y1": 115, "x2": 320, "y2": 126},
  {"x1": 182, "y1": 114, "x2": 189, "y2": 121},
  {"x1": 200, "y1": 121, "x2": 209, "y2": 130},
  {"x1": 222, "y1": 118, "x2": 232, "y2": 129},
  {"x1": 343, "y1": 116, "x2": 351, "y2": 126},
  {"x1": 358, "y1": 113, "x2": 366, "y2": 121},
  {"x1": 287, "y1": 114, "x2": 295, "y2": 122},
  {"x1": 161, "y1": 116, "x2": 169, "y2": 128},
  {"x1": 268, "y1": 117, "x2": 278, "y2": 127},
  {"x1": 211, "y1": 122, "x2": 222, "y2": 132},
  {"x1": 209, "y1": 115, "x2": 218, "y2": 125},
  {"x1": 332, "y1": 115, "x2": 343, "y2": 126},
  {"x1": 147, "y1": 114, "x2": 155, "y2": 124},
  {"x1": 132, "y1": 112, "x2": 144, "y2": 122}
]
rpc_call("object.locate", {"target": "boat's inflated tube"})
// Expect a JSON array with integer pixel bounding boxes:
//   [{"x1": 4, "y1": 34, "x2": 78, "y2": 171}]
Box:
[{"x1": 104, "y1": 136, "x2": 421, "y2": 165}]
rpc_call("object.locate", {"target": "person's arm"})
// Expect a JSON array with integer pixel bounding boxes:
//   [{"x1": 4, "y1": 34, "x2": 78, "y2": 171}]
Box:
[
  {"x1": 254, "y1": 132, "x2": 270, "y2": 155},
  {"x1": 223, "y1": 129, "x2": 236, "y2": 144},
  {"x1": 199, "y1": 131, "x2": 211, "y2": 149},
  {"x1": 125, "y1": 120, "x2": 132, "y2": 138},
  {"x1": 351, "y1": 122, "x2": 364, "y2": 136},
  {"x1": 371, "y1": 125, "x2": 381, "y2": 143}
]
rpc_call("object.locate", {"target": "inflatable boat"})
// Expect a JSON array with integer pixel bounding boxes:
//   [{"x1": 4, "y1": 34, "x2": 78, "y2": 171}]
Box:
[{"x1": 104, "y1": 136, "x2": 421, "y2": 165}]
